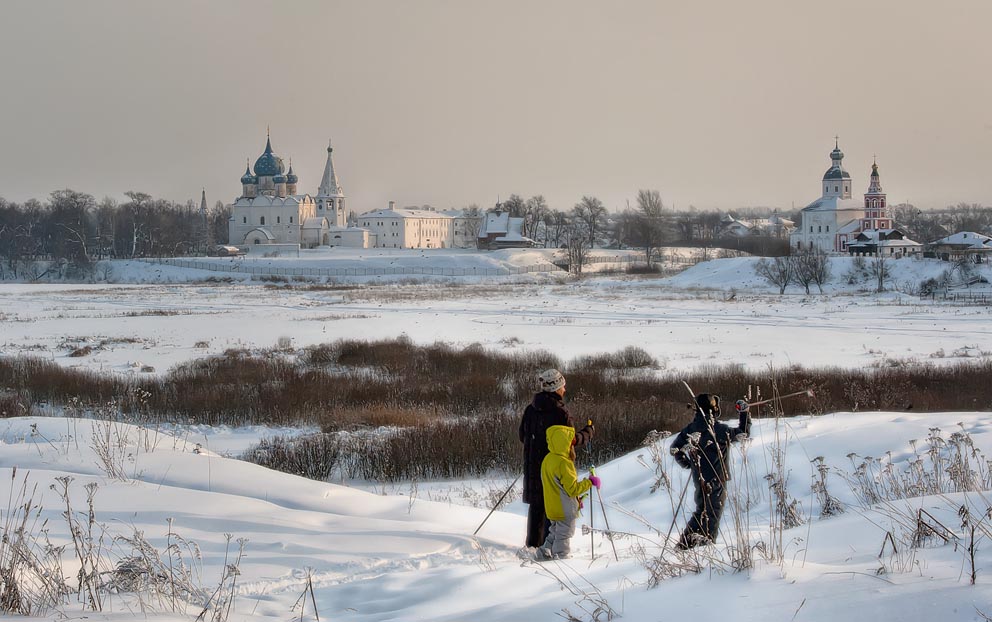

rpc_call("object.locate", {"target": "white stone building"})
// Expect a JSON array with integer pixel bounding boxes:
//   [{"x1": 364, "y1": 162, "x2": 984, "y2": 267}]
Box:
[
  {"x1": 315, "y1": 140, "x2": 347, "y2": 228},
  {"x1": 441, "y1": 209, "x2": 482, "y2": 249},
  {"x1": 228, "y1": 134, "x2": 358, "y2": 248},
  {"x1": 358, "y1": 203, "x2": 454, "y2": 249},
  {"x1": 790, "y1": 141, "x2": 918, "y2": 254},
  {"x1": 326, "y1": 225, "x2": 374, "y2": 248},
  {"x1": 790, "y1": 141, "x2": 865, "y2": 253}
]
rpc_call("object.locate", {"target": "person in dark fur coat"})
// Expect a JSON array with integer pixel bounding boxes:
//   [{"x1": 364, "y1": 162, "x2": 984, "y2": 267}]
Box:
[
  {"x1": 670, "y1": 393, "x2": 751, "y2": 549},
  {"x1": 518, "y1": 369, "x2": 595, "y2": 548}
]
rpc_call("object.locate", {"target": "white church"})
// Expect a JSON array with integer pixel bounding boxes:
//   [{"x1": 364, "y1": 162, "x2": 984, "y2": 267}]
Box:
[
  {"x1": 228, "y1": 134, "x2": 371, "y2": 249},
  {"x1": 790, "y1": 141, "x2": 919, "y2": 256}
]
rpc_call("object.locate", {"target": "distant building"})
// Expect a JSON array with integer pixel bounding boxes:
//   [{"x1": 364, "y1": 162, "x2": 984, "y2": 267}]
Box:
[
  {"x1": 358, "y1": 202, "x2": 454, "y2": 249},
  {"x1": 194, "y1": 188, "x2": 211, "y2": 252},
  {"x1": 927, "y1": 232, "x2": 992, "y2": 262},
  {"x1": 315, "y1": 139, "x2": 347, "y2": 228},
  {"x1": 326, "y1": 225, "x2": 373, "y2": 248},
  {"x1": 228, "y1": 133, "x2": 366, "y2": 249},
  {"x1": 441, "y1": 208, "x2": 482, "y2": 249},
  {"x1": 846, "y1": 229, "x2": 922, "y2": 256},
  {"x1": 790, "y1": 141, "x2": 864, "y2": 253},
  {"x1": 718, "y1": 211, "x2": 795, "y2": 239},
  {"x1": 753, "y1": 211, "x2": 795, "y2": 238},
  {"x1": 477, "y1": 210, "x2": 534, "y2": 250},
  {"x1": 718, "y1": 215, "x2": 753, "y2": 237},
  {"x1": 791, "y1": 141, "x2": 918, "y2": 255}
]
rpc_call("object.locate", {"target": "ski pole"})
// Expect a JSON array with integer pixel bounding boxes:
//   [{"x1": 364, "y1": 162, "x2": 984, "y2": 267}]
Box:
[
  {"x1": 473, "y1": 475, "x2": 520, "y2": 536},
  {"x1": 586, "y1": 420, "x2": 594, "y2": 560},
  {"x1": 662, "y1": 474, "x2": 691, "y2": 556},
  {"x1": 745, "y1": 389, "x2": 814, "y2": 408},
  {"x1": 591, "y1": 467, "x2": 619, "y2": 561}
]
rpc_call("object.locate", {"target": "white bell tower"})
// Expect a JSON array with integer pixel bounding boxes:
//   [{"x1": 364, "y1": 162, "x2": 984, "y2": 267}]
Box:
[{"x1": 316, "y1": 139, "x2": 346, "y2": 227}]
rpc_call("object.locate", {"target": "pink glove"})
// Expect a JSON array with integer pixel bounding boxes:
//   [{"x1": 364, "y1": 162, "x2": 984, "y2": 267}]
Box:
[{"x1": 589, "y1": 475, "x2": 601, "y2": 490}]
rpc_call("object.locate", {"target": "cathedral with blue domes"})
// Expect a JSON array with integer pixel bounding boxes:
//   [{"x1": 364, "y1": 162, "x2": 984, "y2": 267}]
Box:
[{"x1": 228, "y1": 132, "x2": 348, "y2": 248}]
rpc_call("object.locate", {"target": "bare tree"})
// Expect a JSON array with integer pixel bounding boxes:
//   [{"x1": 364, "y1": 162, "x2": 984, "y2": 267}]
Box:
[
  {"x1": 755, "y1": 256, "x2": 794, "y2": 295},
  {"x1": 791, "y1": 249, "x2": 831, "y2": 294},
  {"x1": 48, "y1": 189, "x2": 97, "y2": 265},
  {"x1": 523, "y1": 195, "x2": 548, "y2": 242},
  {"x1": 572, "y1": 196, "x2": 607, "y2": 248},
  {"x1": 808, "y1": 249, "x2": 831, "y2": 293},
  {"x1": 564, "y1": 223, "x2": 590, "y2": 275},
  {"x1": 501, "y1": 194, "x2": 526, "y2": 217},
  {"x1": 629, "y1": 189, "x2": 667, "y2": 267},
  {"x1": 869, "y1": 253, "x2": 889, "y2": 292},
  {"x1": 211, "y1": 201, "x2": 232, "y2": 244},
  {"x1": 545, "y1": 209, "x2": 569, "y2": 248},
  {"x1": 609, "y1": 209, "x2": 636, "y2": 250},
  {"x1": 460, "y1": 204, "x2": 483, "y2": 247}
]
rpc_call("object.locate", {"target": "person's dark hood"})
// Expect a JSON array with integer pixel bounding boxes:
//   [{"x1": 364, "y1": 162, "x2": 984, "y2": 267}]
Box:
[
  {"x1": 692, "y1": 393, "x2": 720, "y2": 426},
  {"x1": 533, "y1": 391, "x2": 564, "y2": 411}
]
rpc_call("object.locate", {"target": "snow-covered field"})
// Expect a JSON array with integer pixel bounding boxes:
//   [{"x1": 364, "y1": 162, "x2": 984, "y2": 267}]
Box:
[
  {"x1": 3, "y1": 252, "x2": 992, "y2": 621},
  {"x1": 2, "y1": 411, "x2": 991, "y2": 621},
  {"x1": 1, "y1": 254, "x2": 990, "y2": 374}
]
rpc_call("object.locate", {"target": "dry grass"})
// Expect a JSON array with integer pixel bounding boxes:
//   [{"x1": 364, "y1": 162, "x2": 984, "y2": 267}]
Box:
[{"x1": 3, "y1": 341, "x2": 992, "y2": 480}]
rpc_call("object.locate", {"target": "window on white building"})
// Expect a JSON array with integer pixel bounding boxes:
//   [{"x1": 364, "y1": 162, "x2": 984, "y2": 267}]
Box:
[
  {"x1": 243, "y1": 217, "x2": 247, "y2": 224},
  {"x1": 290, "y1": 217, "x2": 294, "y2": 224}
]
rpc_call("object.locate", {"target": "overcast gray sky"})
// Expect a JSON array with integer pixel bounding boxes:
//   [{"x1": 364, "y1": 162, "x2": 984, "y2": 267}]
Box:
[{"x1": 1, "y1": 0, "x2": 989, "y2": 213}]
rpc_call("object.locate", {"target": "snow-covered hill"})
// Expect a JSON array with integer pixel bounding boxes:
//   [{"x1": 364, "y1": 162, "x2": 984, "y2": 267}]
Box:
[
  {"x1": 2, "y1": 411, "x2": 991, "y2": 621},
  {"x1": 663, "y1": 254, "x2": 992, "y2": 295}
]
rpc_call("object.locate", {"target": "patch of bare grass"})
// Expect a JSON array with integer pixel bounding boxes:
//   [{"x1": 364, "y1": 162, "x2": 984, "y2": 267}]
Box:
[{"x1": 121, "y1": 309, "x2": 193, "y2": 317}]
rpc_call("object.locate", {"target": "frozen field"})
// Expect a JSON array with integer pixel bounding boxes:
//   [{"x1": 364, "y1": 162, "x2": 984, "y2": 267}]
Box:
[{"x1": 1, "y1": 254, "x2": 991, "y2": 375}]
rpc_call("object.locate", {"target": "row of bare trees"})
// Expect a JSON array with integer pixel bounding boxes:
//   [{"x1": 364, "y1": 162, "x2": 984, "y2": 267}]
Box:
[
  {"x1": 754, "y1": 250, "x2": 832, "y2": 294},
  {"x1": 492, "y1": 190, "x2": 669, "y2": 262},
  {"x1": 0, "y1": 190, "x2": 231, "y2": 279}
]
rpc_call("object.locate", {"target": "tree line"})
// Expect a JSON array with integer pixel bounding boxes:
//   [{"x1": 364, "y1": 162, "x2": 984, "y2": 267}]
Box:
[
  {"x1": 0, "y1": 190, "x2": 231, "y2": 278},
  {"x1": 2, "y1": 186, "x2": 987, "y2": 281}
]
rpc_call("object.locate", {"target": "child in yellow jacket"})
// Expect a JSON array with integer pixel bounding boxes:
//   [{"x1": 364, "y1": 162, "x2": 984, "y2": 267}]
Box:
[{"x1": 539, "y1": 425, "x2": 601, "y2": 560}]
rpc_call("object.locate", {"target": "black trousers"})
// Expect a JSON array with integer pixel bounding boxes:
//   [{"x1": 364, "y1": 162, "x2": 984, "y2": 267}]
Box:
[
  {"x1": 525, "y1": 497, "x2": 551, "y2": 548},
  {"x1": 677, "y1": 478, "x2": 726, "y2": 549}
]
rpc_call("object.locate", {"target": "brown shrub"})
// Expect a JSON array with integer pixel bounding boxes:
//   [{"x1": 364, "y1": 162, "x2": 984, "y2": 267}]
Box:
[{"x1": 4, "y1": 343, "x2": 992, "y2": 481}]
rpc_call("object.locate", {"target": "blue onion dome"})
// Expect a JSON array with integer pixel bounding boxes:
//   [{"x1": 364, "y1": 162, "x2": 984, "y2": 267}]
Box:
[
  {"x1": 823, "y1": 141, "x2": 850, "y2": 180},
  {"x1": 240, "y1": 161, "x2": 257, "y2": 184},
  {"x1": 286, "y1": 163, "x2": 298, "y2": 184},
  {"x1": 823, "y1": 166, "x2": 851, "y2": 180},
  {"x1": 273, "y1": 174, "x2": 286, "y2": 184},
  {"x1": 253, "y1": 135, "x2": 286, "y2": 177}
]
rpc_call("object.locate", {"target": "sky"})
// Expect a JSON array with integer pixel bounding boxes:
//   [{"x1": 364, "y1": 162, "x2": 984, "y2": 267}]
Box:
[{"x1": 0, "y1": 0, "x2": 990, "y2": 214}]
